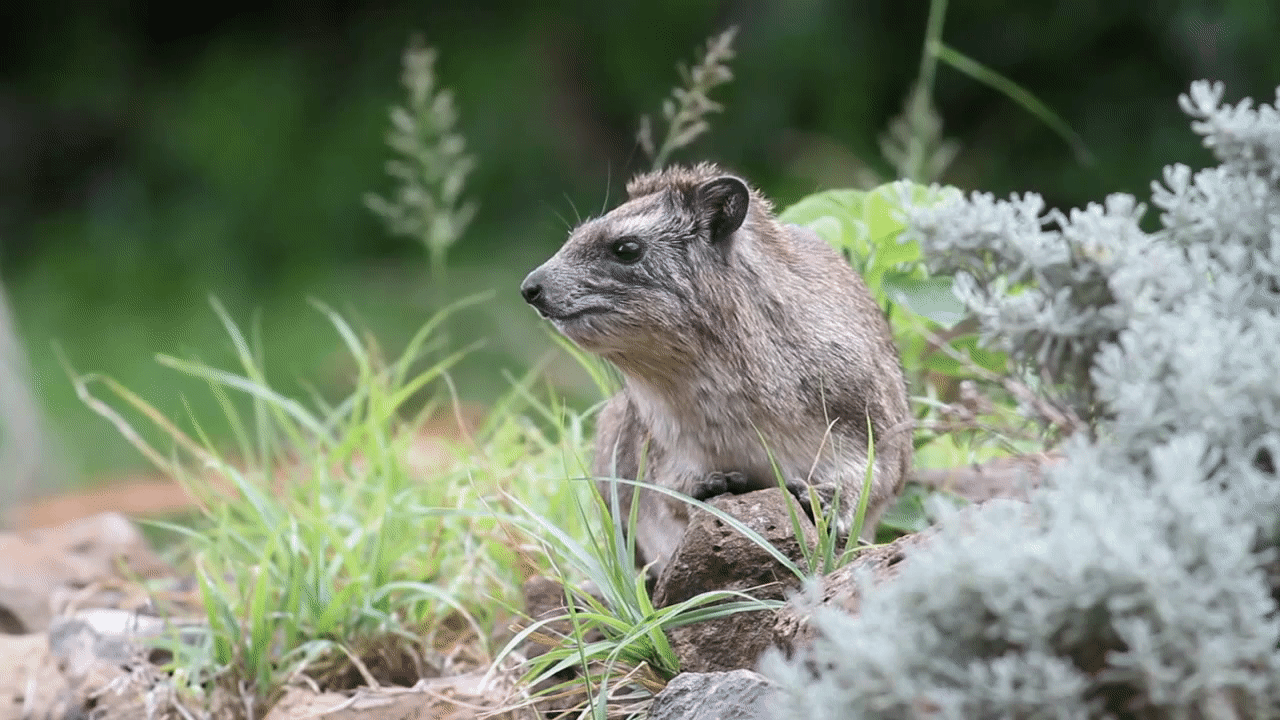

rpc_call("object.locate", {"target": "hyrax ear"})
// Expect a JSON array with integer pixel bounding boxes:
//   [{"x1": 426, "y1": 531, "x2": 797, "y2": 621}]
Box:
[{"x1": 696, "y1": 176, "x2": 750, "y2": 243}]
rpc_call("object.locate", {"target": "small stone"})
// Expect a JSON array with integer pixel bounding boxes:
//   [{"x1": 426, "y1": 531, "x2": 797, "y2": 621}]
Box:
[{"x1": 648, "y1": 669, "x2": 775, "y2": 720}]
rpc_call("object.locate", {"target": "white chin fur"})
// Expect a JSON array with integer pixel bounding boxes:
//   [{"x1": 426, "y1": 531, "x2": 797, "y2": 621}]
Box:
[{"x1": 556, "y1": 318, "x2": 608, "y2": 351}]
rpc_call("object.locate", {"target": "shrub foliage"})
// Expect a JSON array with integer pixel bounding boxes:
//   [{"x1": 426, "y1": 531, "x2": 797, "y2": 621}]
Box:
[{"x1": 762, "y1": 80, "x2": 1280, "y2": 719}]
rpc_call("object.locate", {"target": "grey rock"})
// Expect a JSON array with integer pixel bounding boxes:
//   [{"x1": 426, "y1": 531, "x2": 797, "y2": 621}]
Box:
[{"x1": 648, "y1": 670, "x2": 775, "y2": 720}]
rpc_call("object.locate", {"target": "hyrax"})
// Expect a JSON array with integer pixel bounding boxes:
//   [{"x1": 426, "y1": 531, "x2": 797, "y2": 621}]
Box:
[{"x1": 520, "y1": 162, "x2": 911, "y2": 578}]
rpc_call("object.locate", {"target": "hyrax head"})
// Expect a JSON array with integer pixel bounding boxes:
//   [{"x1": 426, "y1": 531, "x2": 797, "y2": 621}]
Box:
[{"x1": 520, "y1": 163, "x2": 762, "y2": 359}]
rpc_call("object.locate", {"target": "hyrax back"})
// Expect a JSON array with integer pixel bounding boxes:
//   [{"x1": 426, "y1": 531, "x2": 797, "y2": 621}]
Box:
[{"x1": 520, "y1": 162, "x2": 911, "y2": 577}]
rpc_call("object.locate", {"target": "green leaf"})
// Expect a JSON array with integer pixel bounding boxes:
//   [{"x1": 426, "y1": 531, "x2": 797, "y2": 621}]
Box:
[
  {"x1": 882, "y1": 273, "x2": 966, "y2": 329},
  {"x1": 246, "y1": 562, "x2": 275, "y2": 672},
  {"x1": 777, "y1": 189, "x2": 866, "y2": 227},
  {"x1": 878, "y1": 485, "x2": 931, "y2": 534},
  {"x1": 864, "y1": 186, "x2": 917, "y2": 262},
  {"x1": 316, "y1": 582, "x2": 362, "y2": 637},
  {"x1": 778, "y1": 189, "x2": 869, "y2": 255},
  {"x1": 804, "y1": 216, "x2": 846, "y2": 247}
]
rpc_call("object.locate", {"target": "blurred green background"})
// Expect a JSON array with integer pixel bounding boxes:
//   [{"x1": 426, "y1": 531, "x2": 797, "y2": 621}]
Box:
[{"x1": 1, "y1": 0, "x2": 1277, "y2": 487}]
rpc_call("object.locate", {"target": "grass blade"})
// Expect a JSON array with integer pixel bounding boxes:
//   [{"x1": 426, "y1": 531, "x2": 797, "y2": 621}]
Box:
[{"x1": 933, "y1": 42, "x2": 1093, "y2": 165}]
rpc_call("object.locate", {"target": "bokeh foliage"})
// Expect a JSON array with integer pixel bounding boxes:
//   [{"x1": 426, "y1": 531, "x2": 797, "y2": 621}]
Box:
[{"x1": 2, "y1": 0, "x2": 1278, "y2": 479}]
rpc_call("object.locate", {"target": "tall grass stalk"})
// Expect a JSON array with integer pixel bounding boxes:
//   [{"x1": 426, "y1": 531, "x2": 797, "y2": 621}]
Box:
[
  {"x1": 365, "y1": 35, "x2": 478, "y2": 286},
  {"x1": 63, "y1": 294, "x2": 605, "y2": 717},
  {"x1": 882, "y1": 0, "x2": 1090, "y2": 184},
  {"x1": 637, "y1": 27, "x2": 739, "y2": 171}
]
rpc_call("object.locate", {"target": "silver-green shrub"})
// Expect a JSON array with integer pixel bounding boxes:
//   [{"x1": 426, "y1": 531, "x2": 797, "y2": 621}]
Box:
[{"x1": 761, "y1": 81, "x2": 1280, "y2": 719}]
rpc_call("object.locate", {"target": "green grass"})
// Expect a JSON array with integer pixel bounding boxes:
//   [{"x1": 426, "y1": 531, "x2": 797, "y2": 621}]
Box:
[
  {"x1": 496, "y1": 476, "x2": 784, "y2": 718},
  {"x1": 64, "y1": 292, "x2": 609, "y2": 717},
  {"x1": 56, "y1": 280, "x2": 930, "y2": 719},
  {"x1": 58, "y1": 287, "x2": 801, "y2": 720},
  {"x1": 11, "y1": 257, "x2": 588, "y2": 489}
]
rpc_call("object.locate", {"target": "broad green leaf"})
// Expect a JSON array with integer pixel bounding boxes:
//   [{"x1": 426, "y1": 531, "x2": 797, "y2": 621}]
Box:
[
  {"x1": 805, "y1": 216, "x2": 845, "y2": 247},
  {"x1": 777, "y1": 188, "x2": 866, "y2": 227},
  {"x1": 865, "y1": 187, "x2": 911, "y2": 245},
  {"x1": 778, "y1": 189, "x2": 868, "y2": 253},
  {"x1": 882, "y1": 273, "x2": 966, "y2": 329},
  {"x1": 878, "y1": 485, "x2": 931, "y2": 534},
  {"x1": 865, "y1": 183, "x2": 940, "y2": 268}
]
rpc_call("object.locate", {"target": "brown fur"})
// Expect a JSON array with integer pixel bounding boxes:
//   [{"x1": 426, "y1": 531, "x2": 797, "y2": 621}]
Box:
[{"x1": 521, "y1": 162, "x2": 912, "y2": 578}]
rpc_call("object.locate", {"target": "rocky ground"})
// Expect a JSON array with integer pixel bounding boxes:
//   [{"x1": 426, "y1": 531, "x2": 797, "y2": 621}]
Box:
[{"x1": 0, "y1": 452, "x2": 1051, "y2": 720}]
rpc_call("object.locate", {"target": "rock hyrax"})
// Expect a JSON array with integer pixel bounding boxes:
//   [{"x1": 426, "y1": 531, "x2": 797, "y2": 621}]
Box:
[{"x1": 520, "y1": 162, "x2": 912, "y2": 578}]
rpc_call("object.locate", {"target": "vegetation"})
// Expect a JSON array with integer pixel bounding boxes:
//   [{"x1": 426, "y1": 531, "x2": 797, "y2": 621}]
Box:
[
  {"x1": 364, "y1": 35, "x2": 478, "y2": 281},
  {"x1": 53, "y1": 15, "x2": 1018, "y2": 715},
  {"x1": 9, "y1": 1, "x2": 1278, "y2": 719},
  {"x1": 10, "y1": 0, "x2": 1280, "y2": 483},
  {"x1": 764, "y1": 79, "x2": 1280, "y2": 720}
]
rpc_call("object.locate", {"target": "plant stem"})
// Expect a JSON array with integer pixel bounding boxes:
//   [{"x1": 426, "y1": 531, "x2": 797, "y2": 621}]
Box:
[
  {"x1": 918, "y1": 0, "x2": 950, "y2": 99},
  {"x1": 908, "y1": 0, "x2": 951, "y2": 181}
]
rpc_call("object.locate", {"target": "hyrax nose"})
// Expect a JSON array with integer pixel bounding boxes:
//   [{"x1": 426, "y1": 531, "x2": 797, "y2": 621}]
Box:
[{"x1": 520, "y1": 269, "x2": 545, "y2": 307}]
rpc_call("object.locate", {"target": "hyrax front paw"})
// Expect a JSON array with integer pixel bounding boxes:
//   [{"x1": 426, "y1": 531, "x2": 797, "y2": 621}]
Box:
[
  {"x1": 784, "y1": 480, "x2": 852, "y2": 536},
  {"x1": 691, "y1": 471, "x2": 753, "y2": 501}
]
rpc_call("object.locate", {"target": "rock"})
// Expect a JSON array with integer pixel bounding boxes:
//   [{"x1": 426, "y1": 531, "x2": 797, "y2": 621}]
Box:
[
  {"x1": 770, "y1": 530, "x2": 934, "y2": 659},
  {"x1": 518, "y1": 574, "x2": 576, "y2": 675},
  {"x1": 652, "y1": 489, "x2": 817, "y2": 673},
  {"x1": 522, "y1": 575, "x2": 567, "y2": 624},
  {"x1": 0, "y1": 633, "x2": 65, "y2": 720},
  {"x1": 0, "y1": 607, "x2": 195, "y2": 720},
  {"x1": 0, "y1": 534, "x2": 101, "y2": 634},
  {"x1": 648, "y1": 669, "x2": 775, "y2": 720},
  {"x1": 40, "y1": 608, "x2": 188, "y2": 720},
  {"x1": 0, "y1": 512, "x2": 170, "y2": 634},
  {"x1": 48, "y1": 614, "x2": 136, "y2": 685},
  {"x1": 48, "y1": 607, "x2": 198, "y2": 676},
  {"x1": 520, "y1": 574, "x2": 608, "y2": 657},
  {"x1": 23, "y1": 510, "x2": 171, "y2": 578},
  {"x1": 0, "y1": 514, "x2": 183, "y2": 720},
  {"x1": 653, "y1": 489, "x2": 818, "y2": 608}
]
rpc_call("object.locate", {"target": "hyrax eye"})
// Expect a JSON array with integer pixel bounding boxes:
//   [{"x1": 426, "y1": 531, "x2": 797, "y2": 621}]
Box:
[{"x1": 611, "y1": 237, "x2": 644, "y2": 264}]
